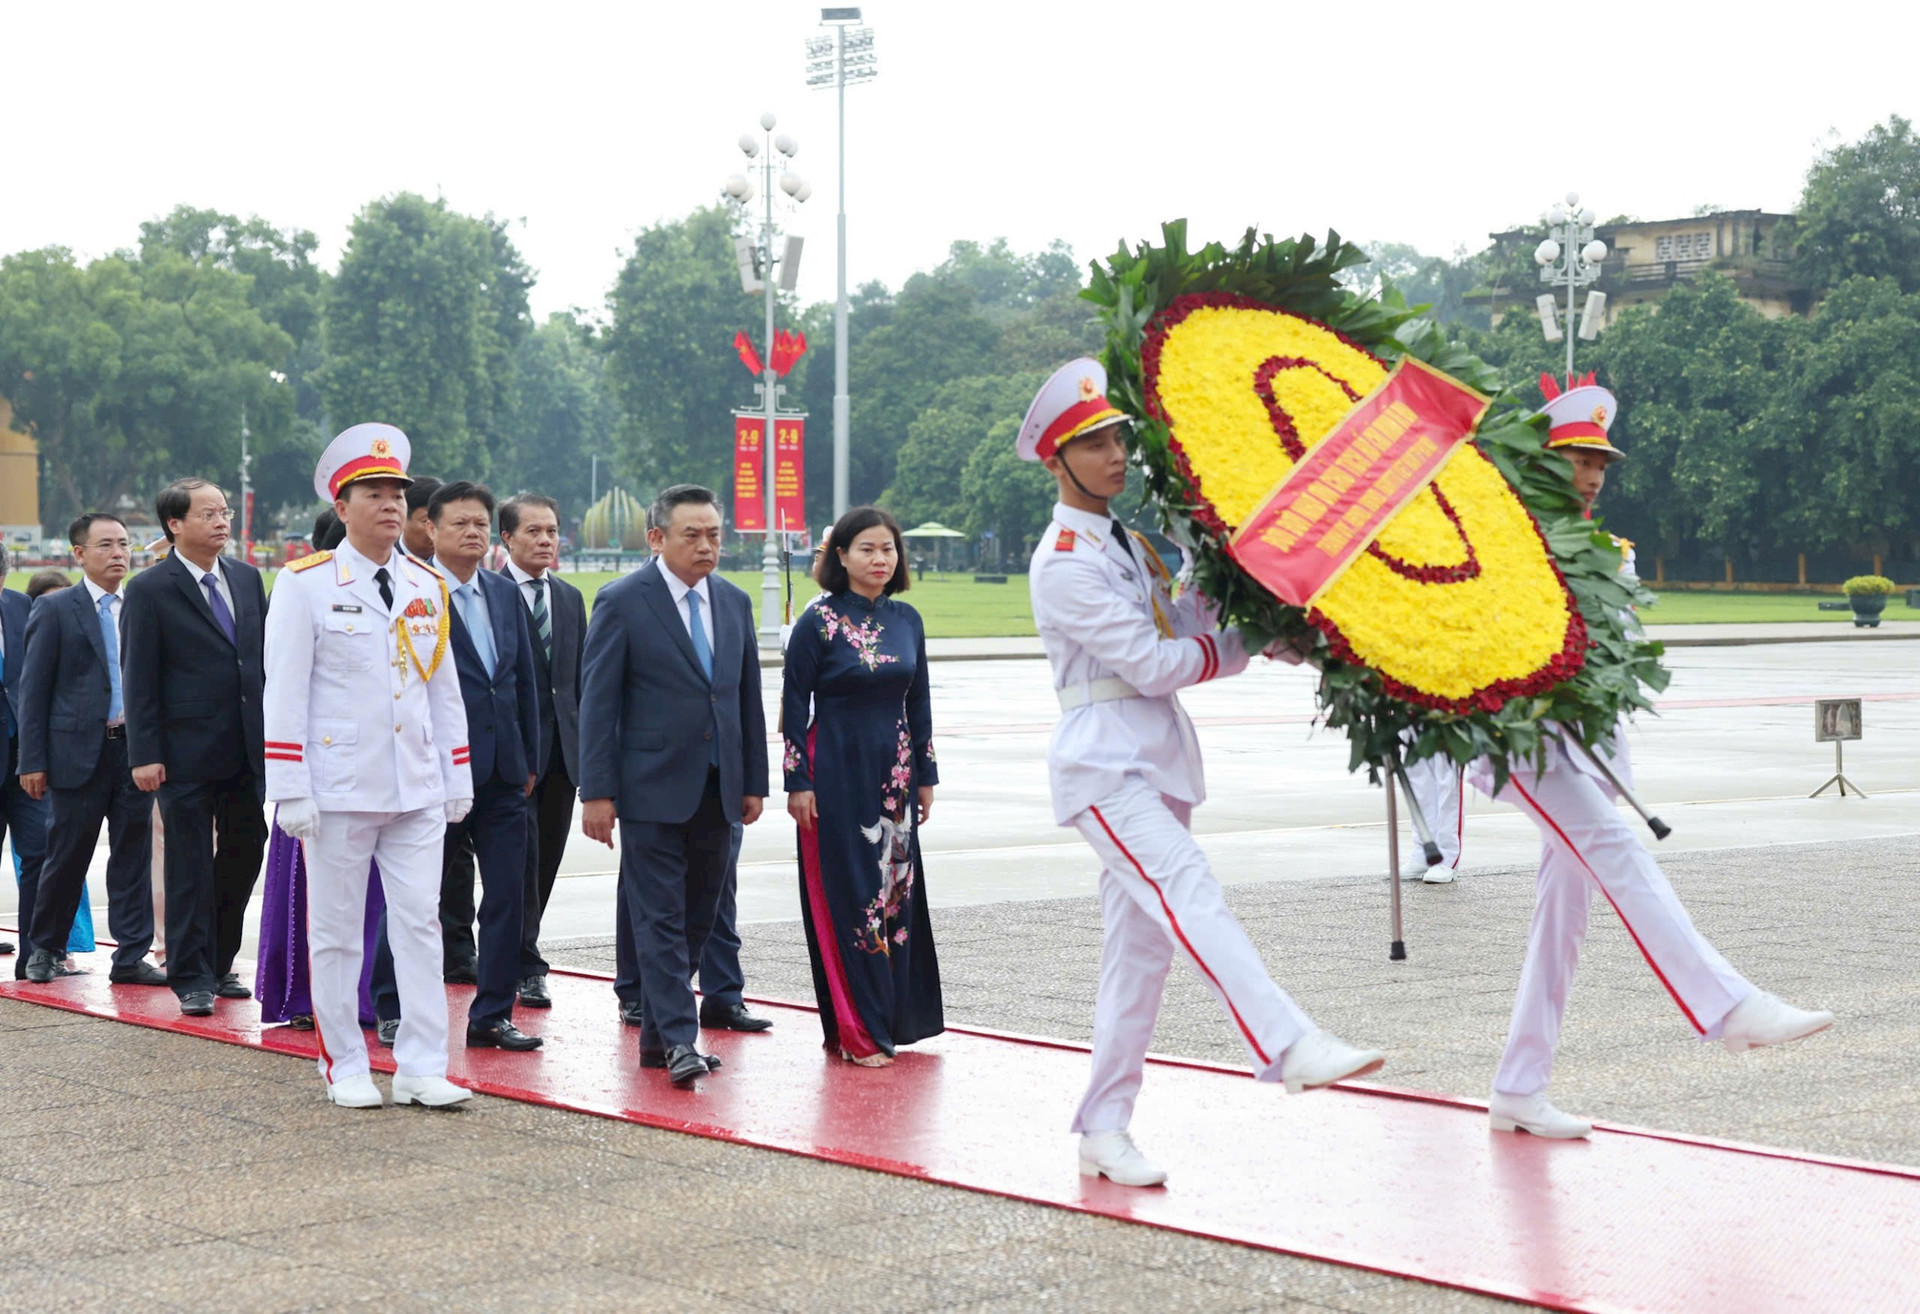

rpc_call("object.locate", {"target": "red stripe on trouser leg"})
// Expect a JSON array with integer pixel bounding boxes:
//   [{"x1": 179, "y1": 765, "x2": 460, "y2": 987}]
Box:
[
  {"x1": 1088, "y1": 806, "x2": 1271, "y2": 1066},
  {"x1": 297, "y1": 837, "x2": 336, "y2": 1085},
  {"x1": 1507, "y1": 776, "x2": 1706, "y2": 1035}
]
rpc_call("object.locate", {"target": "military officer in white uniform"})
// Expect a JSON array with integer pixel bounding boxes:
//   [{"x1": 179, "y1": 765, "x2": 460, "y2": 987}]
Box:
[
  {"x1": 1023, "y1": 359, "x2": 1385, "y2": 1188},
  {"x1": 1401, "y1": 749, "x2": 1466, "y2": 883},
  {"x1": 264, "y1": 424, "x2": 476, "y2": 1109},
  {"x1": 1471, "y1": 377, "x2": 1833, "y2": 1139}
]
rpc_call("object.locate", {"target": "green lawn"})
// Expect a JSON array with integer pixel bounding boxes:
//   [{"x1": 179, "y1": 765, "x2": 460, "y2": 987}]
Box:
[{"x1": 9, "y1": 568, "x2": 1906, "y2": 636}]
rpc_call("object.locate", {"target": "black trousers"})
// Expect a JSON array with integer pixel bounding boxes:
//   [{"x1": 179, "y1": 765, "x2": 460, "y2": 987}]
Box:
[
  {"x1": 3, "y1": 737, "x2": 51, "y2": 977},
  {"x1": 619, "y1": 771, "x2": 732, "y2": 1053},
  {"x1": 518, "y1": 748, "x2": 576, "y2": 977},
  {"x1": 375, "y1": 775, "x2": 529, "y2": 1027},
  {"x1": 439, "y1": 832, "x2": 479, "y2": 975},
  {"x1": 614, "y1": 820, "x2": 744, "y2": 1009},
  {"x1": 158, "y1": 772, "x2": 265, "y2": 997},
  {"x1": 30, "y1": 734, "x2": 152, "y2": 971}
]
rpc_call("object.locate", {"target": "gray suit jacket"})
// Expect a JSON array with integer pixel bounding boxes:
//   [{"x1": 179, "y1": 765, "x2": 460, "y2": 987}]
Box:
[{"x1": 577, "y1": 561, "x2": 768, "y2": 825}]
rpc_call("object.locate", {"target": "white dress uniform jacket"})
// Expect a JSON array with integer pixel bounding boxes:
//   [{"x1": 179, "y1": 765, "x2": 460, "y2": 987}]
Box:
[
  {"x1": 1029, "y1": 503, "x2": 1249, "y2": 825},
  {"x1": 263, "y1": 541, "x2": 472, "y2": 810}
]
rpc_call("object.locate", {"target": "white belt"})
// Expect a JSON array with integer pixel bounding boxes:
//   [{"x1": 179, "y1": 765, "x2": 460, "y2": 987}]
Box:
[{"x1": 1058, "y1": 677, "x2": 1142, "y2": 711}]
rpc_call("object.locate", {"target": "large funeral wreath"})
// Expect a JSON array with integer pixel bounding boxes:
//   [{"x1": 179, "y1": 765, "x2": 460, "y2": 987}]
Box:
[{"x1": 1086, "y1": 222, "x2": 1668, "y2": 788}]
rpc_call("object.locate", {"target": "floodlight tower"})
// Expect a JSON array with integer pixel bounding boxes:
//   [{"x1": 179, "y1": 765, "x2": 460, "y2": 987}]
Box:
[
  {"x1": 723, "y1": 113, "x2": 811, "y2": 646},
  {"x1": 807, "y1": 8, "x2": 877, "y2": 519}
]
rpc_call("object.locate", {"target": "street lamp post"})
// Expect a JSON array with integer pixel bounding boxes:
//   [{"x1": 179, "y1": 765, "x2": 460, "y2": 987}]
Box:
[
  {"x1": 724, "y1": 114, "x2": 812, "y2": 647},
  {"x1": 1533, "y1": 191, "x2": 1610, "y2": 379},
  {"x1": 807, "y1": 9, "x2": 877, "y2": 519},
  {"x1": 238, "y1": 403, "x2": 251, "y2": 561}
]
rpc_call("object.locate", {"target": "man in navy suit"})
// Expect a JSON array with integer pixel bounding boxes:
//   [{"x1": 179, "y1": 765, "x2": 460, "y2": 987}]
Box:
[
  {"x1": 16, "y1": 513, "x2": 159, "y2": 985},
  {"x1": 121, "y1": 478, "x2": 269, "y2": 1015},
  {"x1": 1, "y1": 543, "x2": 49, "y2": 970},
  {"x1": 372, "y1": 481, "x2": 543, "y2": 1051},
  {"x1": 579, "y1": 483, "x2": 768, "y2": 1084}
]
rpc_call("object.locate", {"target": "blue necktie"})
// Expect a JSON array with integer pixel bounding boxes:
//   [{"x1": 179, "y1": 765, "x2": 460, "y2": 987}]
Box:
[
  {"x1": 98, "y1": 593, "x2": 123, "y2": 721},
  {"x1": 202, "y1": 571, "x2": 237, "y2": 644},
  {"x1": 459, "y1": 583, "x2": 496, "y2": 677},
  {"x1": 686, "y1": 589, "x2": 713, "y2": 680}
]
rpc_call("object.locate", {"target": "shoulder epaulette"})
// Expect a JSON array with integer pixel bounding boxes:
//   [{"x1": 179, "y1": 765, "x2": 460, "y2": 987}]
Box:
[
  {"x1": 409, "y1": 555, "x2": 445, "y2": 580},
  {"x1": 286, "y1": 551, "x2": 332, "y2": 573},
  {"x1": 1054, "y1": 528, "x2": 1077, "y2": 552}
]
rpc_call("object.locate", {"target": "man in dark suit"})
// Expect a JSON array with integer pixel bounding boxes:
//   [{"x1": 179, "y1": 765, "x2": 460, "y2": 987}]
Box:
[
  {"x1": 579, "y1": 484, "x2": 768, "y2": 1084},
  {"x1": 372, "y1": 480, "x2": 543, "y2": 1051},
  {"x1": 16, "y1": 513, "x2": 160, "y2": 985},
  {"x1": 1, "y1": 544, "x2": 49, "y2": 969},
  {"x1": 122, "y1": 478, "x2": 269, "y2": 1015},
  {"x1": 496, "y1": 494, "x2": 584, "y2": 1009}
]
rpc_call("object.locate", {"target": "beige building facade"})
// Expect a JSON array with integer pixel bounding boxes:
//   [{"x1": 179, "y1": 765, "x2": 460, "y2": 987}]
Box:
[{"x1": 0, "y1": 397, "x2": 39, "y2": 548}]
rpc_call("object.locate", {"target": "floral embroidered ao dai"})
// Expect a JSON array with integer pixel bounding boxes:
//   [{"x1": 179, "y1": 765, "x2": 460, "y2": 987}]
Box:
[{"x1": 782, "y1": 591, "x2": 943, "y2": 1058}]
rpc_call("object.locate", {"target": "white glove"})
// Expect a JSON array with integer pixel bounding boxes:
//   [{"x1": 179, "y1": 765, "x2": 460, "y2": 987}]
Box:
[
  {"x1": 444, "y1": 797, "x2": 473, "y2": 825},
  {"x1": 277, "y1": 797, "x2": 320, "y2": 841},
  {"x1": 1262, "y1": 636, "x2": 1309, "y2": 666}
]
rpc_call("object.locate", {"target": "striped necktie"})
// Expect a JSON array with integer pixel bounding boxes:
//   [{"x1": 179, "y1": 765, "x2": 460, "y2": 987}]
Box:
[{"x1": 529, "y1": 576, "x2": 551, "y2": 663}]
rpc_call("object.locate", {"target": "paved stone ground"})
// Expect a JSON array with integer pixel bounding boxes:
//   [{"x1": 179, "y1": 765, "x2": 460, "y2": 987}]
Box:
[{"x1": 2, "y1": 834, "x2": 1910, "y2": 1311}]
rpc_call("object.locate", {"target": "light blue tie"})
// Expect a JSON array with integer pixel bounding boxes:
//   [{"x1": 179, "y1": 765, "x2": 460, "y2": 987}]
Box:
[
  {"x1": 459, "y1": 583, "x2": 496, "y2": 677},
  {"x1": 98, "y1": 593, "x2": 123, "y2": 721},
  {"x1": 686, "y1": 589, "x2": 714, "y2": 680}
]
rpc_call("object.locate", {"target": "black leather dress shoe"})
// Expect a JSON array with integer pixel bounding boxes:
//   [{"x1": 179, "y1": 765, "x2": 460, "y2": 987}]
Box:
[
  {"x1": 0, "y1": 939, "x2": 14, "y2": 954},
  {"x1": 216, "y1": 973, "x2": 253, "y2": 1000},
  {"x1": 619, "y1": 1000, "x2": 645, "y2": 1028},
  {"x1": 24, "y1": 949, "x2": 58, "y2": 984},
  {"x1": 179, "y1": 991, "x2": 216, "y2": 1017},
  {"x1": 443, "y1": 964, "x2": 478, "y2": 985},
  {"x1": 700, "y1": 1001, "x2": 772, "y2": 1032},
  {"x1": 109, "y1": 962, "x2": 168, "y2": 986},
  {"x1": 376, "y1": 1019, "x2": 400, "y2": 1047},
  {"x1": 517, "y1": 975, "x2": 552, "y2": 1008},
  {"x1": 640, "y1": 1047, "x2": 721, "y2": 1072},
  {"x1": 467, "y1": 1019, "x2": 543, "y2": 1051},
  {"x1": 665, "y1": 1043, "x2": 711, "y2": 1084}
]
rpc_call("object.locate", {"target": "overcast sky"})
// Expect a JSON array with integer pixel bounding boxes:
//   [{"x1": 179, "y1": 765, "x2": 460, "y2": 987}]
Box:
[{"x1": 10, "y1": 1, "x2": 1918, "y2": 321}]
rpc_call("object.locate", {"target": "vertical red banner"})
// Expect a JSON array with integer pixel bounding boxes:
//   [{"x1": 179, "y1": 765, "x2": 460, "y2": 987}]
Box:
[
  {"x1": 774, "y1": 416, "x2": 805, "y2": 534},
  {"x1": 734, "y1": 415, "x2": 764, "y2": 531}
]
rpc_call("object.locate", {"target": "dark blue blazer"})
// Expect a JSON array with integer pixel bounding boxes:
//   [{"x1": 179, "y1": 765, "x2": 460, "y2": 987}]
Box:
[
  {"x1": 16, "y1": 581, "x2": 120, "y2": 789},
  {"x1": 120, "y1": 551, "x2": 267, "y2": 784},
  {"x1": 1, "y1": 586, "x2": 27, "y2": 747},
  {"x1": 442, "y1": 564, "x2": 541, "y2": 788},
  {"x1": 578, "y1": 560, "x2": 768, "y2": 825}
]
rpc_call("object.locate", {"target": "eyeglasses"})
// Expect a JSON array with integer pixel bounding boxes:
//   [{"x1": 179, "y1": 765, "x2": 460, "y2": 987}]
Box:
[{"x1": 195, "y1": 508, "x2": 236, "y2": 523}]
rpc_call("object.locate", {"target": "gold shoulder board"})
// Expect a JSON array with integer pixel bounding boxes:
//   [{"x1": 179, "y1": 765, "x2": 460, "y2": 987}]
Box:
[{"x1": 286, "y1": 551, "x2": 333, "y2": 573}]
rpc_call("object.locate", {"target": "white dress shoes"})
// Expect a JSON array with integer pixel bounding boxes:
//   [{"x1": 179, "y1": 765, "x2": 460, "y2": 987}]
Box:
[
  {"x1": 1719, "y1": 990, "x2": 1834, "y2": 1054},
  {"x1": 1078, "y1": 1130, "x2": 1168, "y2": 1187},
  {"x1": 391, "y1": 1074, "x2": 474, "y2": 1108},
  {"x1": 1422, "y1": 864, "x2": 1461, "y2": 884},
  {"x1": 1489, "y1": 1090, "x2": 1592, "y2": 1139},
  {"x1": 1278, "y1": 1030, "x2": 1386, "y2": 1094},
  {"x1": 324, "y1": 1074, "x2": 384, "y2": 1109}
]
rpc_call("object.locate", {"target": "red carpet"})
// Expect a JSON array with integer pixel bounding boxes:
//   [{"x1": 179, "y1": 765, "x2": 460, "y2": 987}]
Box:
[{"x1": 4, "y1": 961, "x2": 1916, "y2": 1314}]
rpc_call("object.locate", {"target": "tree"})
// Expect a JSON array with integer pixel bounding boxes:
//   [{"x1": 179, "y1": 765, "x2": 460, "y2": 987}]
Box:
[
  {"x1": 958, "y1": 418, "x2": 1057, "y2": 563},
  {"x1": 883, "y1": 371, "x2": 1042, "y2": 528},
  {"x1": 494, "y1": 312, "x2": 618, "y2": 528},
  {"x1": 0, "y1": 244, "x2": 293, "y2": 527},
  {"x1": 1789, "y1": 117, "x2": 1920, "y2": 294},
  {"x1": 318, "y1": 193, "x2": 531, "y2": 483},
  {"x1": 603, "y1": 205, "x2": 768, "y2": 507}
]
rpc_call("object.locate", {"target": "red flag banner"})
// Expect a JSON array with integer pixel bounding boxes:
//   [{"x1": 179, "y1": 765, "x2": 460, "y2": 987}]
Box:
[
  {"x1": 773, "y1": 416, "x2": 805, "y2": 533},
  {"x1": 1226, "y1": 358, "x2": 1492, "y2": 608},
  {"x1": 734, "y1": 415, "x2": 765, "y2": 531}
]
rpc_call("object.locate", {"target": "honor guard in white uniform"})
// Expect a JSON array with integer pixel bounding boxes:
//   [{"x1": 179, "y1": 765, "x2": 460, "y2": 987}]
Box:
[
  {"x1": 264, "y1": 425, "x2": 476, "y2": 1110},
  {"x1": 1022, "y1": 359, "x2": 1386, "y2": 1188},
  {"x1": 1401, "y1": 748, "x2": 1466, "y2": 882},
  {"x1": 1469, "y1": 377, "x2": 1833, "y2": 1139}
]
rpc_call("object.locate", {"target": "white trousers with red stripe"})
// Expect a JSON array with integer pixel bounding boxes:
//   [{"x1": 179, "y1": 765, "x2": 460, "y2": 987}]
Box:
[
  {"x1": 1069, "y1": 775, "x2": 1314, "y2": 1133},
  {"x1": 306, "y1": 808, "x2": 449, "y2": 1083},
  {"x1": 1490, "y1": 761, "x2": 1753, "y2": 1097},
  {"x1": 1404, "y1": 751, "x2": 1464, "y2": 868}
]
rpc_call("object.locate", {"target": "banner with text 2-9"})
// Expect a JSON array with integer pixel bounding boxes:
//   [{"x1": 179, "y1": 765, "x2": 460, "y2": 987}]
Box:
[
  {"x1": 732, "y1": 414, "x2": 807, "y2": 533},
  {"x1": 1226, "y1": 359, "x2": 1492, "y2": 608}
]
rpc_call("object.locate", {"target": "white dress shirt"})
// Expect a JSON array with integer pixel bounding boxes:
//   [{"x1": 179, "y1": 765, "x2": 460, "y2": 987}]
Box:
[
  {"x1": 173, "y1": 548, "x2": 235, "y2": 619},
  {"x1": 658, "y1": 564, "x2": 713, "y2": 641},
  {"x1": 504, "y1": 559, "x2": 547, "y2": 617}
]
